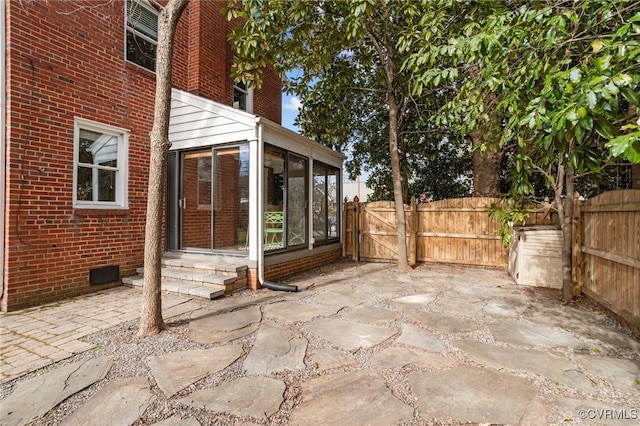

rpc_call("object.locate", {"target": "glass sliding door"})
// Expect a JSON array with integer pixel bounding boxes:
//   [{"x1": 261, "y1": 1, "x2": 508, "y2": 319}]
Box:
[
  {"x1": 213, "y1": 145, "x2": 249, "y2": 252},
  {"x1": 180, "y1": 149, "x2": 213, "y2": 250},
  {"x1": 179, "y1": 144, "x2": 249, "y2": 253}
]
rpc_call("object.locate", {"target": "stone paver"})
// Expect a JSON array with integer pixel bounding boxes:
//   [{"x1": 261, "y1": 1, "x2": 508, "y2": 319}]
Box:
[
  {"x1": 188, "y1": 305, "x2": 261, "y2": 344},
  {"x1": 312, "y1": 348, "x2": 358, "y2": 372},
  {"x1": 312, "y1": 288, "x2": 371, "y2": 307},
  {"x1": 527, "y1": 304, "x2": 640, "y2": 351},
  {"x1": 243, "y1": 325, "x2": 307, "y2": 375},
  {"x1": 60, "y1": 377, "x2": 156, "y2": 426},
  {"x1": 304, "y1": 317, "x2": 396, "y2": 351},
  {"x1": 370, "y1": 346, "x2": 455, "y2": 369},
  {"x1": 409, "y1": 310, "x2": 479, "y2": 333},
  {"x1": 0, "y1": 357, "x2": 112, "y2": 426},
  {"x1": 556, "y1": 396, "x2": 639, "y2": 426},
  {"x1": 263, "y1": 301, "x2": 340, "y2": 323},
  {"x1": 488, "y1": 319, "x2": 586, "y2": 349},
  {"x1": 576, "y1": 354, "x2": 640, "y2": 394},
  {"x1": 391, "y1": 291, "x2": 440, "y2": 307},
  {"x1": 340, "y1": 305, "x2": 397, "y2": 324},
  {"x1": 177, "y1": 376, "x2": 285, "y2": 421},
  {"x1": 288, "y1": 370, "x2": 414, "y2": 425},
  {"x1": 148, "y1": 346, "x2": 244, "y2": 397},
  {"x1": 454, "y1": 339, "x2": 595, "y2": 393},
  {"x1": 152, "y1": 416, "x2": 201, "y2": 426},
  {"x1": 408, "y1": 366, "x2": 542, "y2": 424},
  {"x1": 397, "y1": 323, "x2": 447, "y2": 352}
]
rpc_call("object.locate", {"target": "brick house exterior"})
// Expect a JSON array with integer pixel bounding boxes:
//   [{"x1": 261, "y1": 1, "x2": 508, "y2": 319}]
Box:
[{"x1": 1, "y1": 0, "x2": 342, "y2": 311}]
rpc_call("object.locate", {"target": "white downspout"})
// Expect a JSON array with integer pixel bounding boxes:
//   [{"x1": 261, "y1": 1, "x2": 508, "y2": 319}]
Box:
[
  {"x1": 1, "y1": 0, "x2": 7, "y2": 299},
  {"x1": 256, "y1": 117, "x2": 265, "y2": 285}
]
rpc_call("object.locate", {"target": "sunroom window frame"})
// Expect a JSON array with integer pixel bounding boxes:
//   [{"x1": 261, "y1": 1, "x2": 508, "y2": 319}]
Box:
[
  {"x1": 73, "y1": 117, "x2": 130, "y2": 209},
  {"x1": 312, "y1": 161, "x2": 340, "y2": 245}
]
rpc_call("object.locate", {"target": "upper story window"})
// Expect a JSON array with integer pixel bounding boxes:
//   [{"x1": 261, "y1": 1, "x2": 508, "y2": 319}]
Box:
[
  {"x1": 74, "y1": 118, "x2": 129, "y2": 209},
  {"x1": 126, "y1": 0, "x2": 158, "y2": 72},
  {"x1": 233, "y1": 80, "x2": 253, "y2": 113}
]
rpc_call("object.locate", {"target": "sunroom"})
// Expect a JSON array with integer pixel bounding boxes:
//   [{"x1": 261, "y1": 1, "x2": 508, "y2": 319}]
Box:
[{"x1": 166, "y1": 89, "x2": 344, "y2": 286}]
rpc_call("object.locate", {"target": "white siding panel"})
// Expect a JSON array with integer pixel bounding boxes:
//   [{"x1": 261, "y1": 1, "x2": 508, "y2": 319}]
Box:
[
  {"x1": 169, "y1": 92, "x2": 256, "y2": 149},
  {"x1": 170, "y1": 122, "x2": 254, "y2": 142},
  {"x1": 170, "y1": 116, "x2": 240, "y2": 134}
]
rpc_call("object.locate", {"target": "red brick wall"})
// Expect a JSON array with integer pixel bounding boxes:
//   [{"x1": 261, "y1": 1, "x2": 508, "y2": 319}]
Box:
[
  {"x1": 2, "y1": 0, "x2": 281, "y2": 310},
  {"x1": 247, "y1": 248, "x2": 343, "y2": 289}
]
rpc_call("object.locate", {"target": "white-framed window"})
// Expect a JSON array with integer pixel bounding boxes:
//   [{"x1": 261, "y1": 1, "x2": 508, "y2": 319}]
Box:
[
  {"x1": 73, "y1": 118, "x2": 129, "y2": 209},
  {"x1": 233, "y1": 80, "x2": 253, "y2": 113},
  {"x1": 125, "y1": 0, "x2": 158, "y2": 72}
]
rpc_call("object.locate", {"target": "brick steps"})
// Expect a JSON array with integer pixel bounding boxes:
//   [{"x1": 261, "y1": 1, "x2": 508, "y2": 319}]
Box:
[{"x1": 122, "y1": 253, "x2": 250, "y2": 300}]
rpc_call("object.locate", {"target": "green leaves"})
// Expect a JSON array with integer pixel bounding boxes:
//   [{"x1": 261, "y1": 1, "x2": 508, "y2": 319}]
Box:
[{"x1": 606, "y1": 133, "x2": 640, "y2": 163}]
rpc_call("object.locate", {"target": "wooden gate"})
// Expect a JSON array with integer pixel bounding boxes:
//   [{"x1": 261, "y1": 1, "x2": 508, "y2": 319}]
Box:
[
  {"x1": 417, "y1": 197, "x2": 508, "y2": 267},
  {"x1": 357, "y1": 200, "x2": 416, "y2": 263}
]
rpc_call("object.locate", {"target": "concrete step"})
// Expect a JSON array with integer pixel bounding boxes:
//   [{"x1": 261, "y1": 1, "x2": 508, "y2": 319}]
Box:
[
  {"x1": 122, "y1": 276, "x2": 225, "y2": 300},
  {"x1": 135, "y1": 267, "x2": 236, "y2": 286},
  {"x1": 161, "y1": 252, "x2": 250, "y2": 275}
]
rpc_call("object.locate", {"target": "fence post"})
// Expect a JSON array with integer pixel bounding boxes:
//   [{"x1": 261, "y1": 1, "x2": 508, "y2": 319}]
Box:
[
  {"x1": 572, "y1": 191, "x2": 582, "y2": 295},
  {"x1": 342, "y1": 197, "x2": 348, "y2": 258},
  {"x1": 408, "y1": 196, "x2": 417, "y2": 266},
  {"x1": 353, "y1": 196, "x2": 360, "y2": 262}
]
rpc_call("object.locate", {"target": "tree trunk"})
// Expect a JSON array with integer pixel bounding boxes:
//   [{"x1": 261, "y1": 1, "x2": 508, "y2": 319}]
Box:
[
  {"x1": 367, "y1": 8, "x2": 409, "y2": 270},
  {"x1": 555, "y1": 141, "x2": 575, "y2": 303},
  {"x1": 560, "y1": 167, "x2": 575, "y2": 302},
  {"x1": 468, "y1": 68, "x2": 503, "y2": 197},
  {"x1": 632, "y1": 165, "x2": 640, "y2": 189},
  {"x1": 629, "y1": 106, "x2": 639, "y2": 189},
  {"x1": 388, "y1": 90, "x2": 409, "y2": 269},
  {"x1": 139, "y1": 0, "x2": 190, "y2": 337},
  {"x1": 471, "y1": 142, "x2": 504, "y2": 197}
]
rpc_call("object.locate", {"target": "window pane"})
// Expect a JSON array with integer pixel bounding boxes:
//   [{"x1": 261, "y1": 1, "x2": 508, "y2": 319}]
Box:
[
  {"x1": 287, "y1": 155, "x2": 307, "y2": 246},
  {"x1": 198, "y1": 156, "x2": 212, "y2": 207},
  {"x1": 76, "y1": 166, "x2": 116, "y2": 202},
  {"x1": 127, "y1": 31, "x2": 156, "y2": 71},
  {"x1": 79, "y1": 129, "x2": 118, "y2": 166},
  {"x1": 313, "y1": 166, "x2": 327, "y2": 240},
  {"x1": 264, "y1": 147, "x2": 285, "y2": 250},
  {"x1": 76, "y1": 166, "x2": 93, "y2": 201},
  {"x1": 97, "y1": 169, "x2": 117, "y2": 201},
  {"x1": 233, "y1": 88, "x2": 247, "y2": 110},
  {"x1": 213, "y1": 145, "x2": 250, "y2": 251}
]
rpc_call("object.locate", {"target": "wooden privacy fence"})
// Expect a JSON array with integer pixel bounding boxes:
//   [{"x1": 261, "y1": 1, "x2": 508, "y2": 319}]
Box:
[
  {"x1": 574, "y1": 189, "x2": 640, "y2": 330},
  {"x1": 343, "y1": 197, "x2": 552, "y2": 268}
]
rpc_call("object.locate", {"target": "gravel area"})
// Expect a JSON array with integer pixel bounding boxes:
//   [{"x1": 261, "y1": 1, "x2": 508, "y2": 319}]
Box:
[{"x1": 1, "y1": 260, "x2": 639, "y2": 425}]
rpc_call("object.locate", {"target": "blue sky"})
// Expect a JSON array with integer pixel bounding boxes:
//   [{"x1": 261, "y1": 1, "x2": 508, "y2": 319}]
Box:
[{"x1": 281, "y1": 93, "x2": 301, "y2": 132}]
